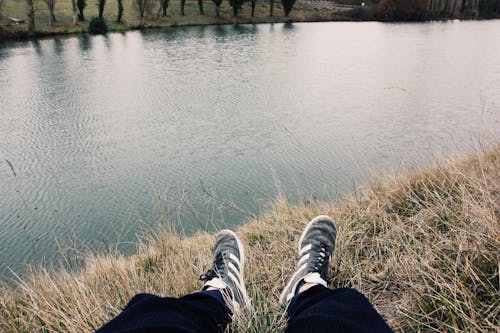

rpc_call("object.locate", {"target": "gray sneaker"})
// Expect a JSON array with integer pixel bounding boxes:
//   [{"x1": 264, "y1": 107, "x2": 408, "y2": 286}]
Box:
[
  {"x1": 279, "y1": 215, "x2": 337, "y2": 305},
  {"x1": 200, "y1": 229, "x2": 250, "y2": 312}
]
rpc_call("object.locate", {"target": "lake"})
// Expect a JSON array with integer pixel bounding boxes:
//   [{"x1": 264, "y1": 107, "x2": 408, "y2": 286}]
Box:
[{"x1": 0, "y1": 20, "x2": 499, "y2": 279}]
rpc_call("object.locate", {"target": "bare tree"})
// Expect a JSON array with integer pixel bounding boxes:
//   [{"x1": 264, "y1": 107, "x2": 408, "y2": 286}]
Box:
[
  {"x1": 77, "y1": 0, "x2": 86, "y2": 21},
  {"x1": 71, "y1": 0, "x2": 78, "y2": 23},
  {"x1": 98, "y1": 0, "x2": 106, "y2": 18},
  {"x1": 212, "y1": 0, "x2": 222, "y2": 16},
  {"x1": 229, "y1": 0, "x2": 243, "y2": 15},
  {"x1": 282, "y1": 0, "x2": 296, "y2": 16},
  {"x1": 117, "y1": 0, "x2": 124, "y2": 22},
  {"x1": 26, "y1": 0, "x2": 35, "y2": 34},
  {"x1": 43, "y1": 0, "x2": 56, "y2": 26},
  {"x1": 157, "y1": 0, "x2": 168, "y2": 18},
  {"x1": 180, "y1": 0, "x2": 185, "y2": 15},
  {"x1": 136, "y1": 0, "x2": 149, "y2": 18},
  {"x1": 198, "y1": 0, "x2": 203, "y2": 14},
  {"x1": 426, "y1": 0, "x2": 499, "y2": 18}
]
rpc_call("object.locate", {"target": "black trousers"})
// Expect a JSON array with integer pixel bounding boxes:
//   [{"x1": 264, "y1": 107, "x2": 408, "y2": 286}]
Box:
[{"x1": 95, "y1": 285, "x2": 393, "y2": 333}]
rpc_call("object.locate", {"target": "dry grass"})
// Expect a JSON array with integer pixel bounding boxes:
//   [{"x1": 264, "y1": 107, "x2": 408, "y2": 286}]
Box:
[{"x1": 0, "y1": 145, "x2": 498, "y2": 332}]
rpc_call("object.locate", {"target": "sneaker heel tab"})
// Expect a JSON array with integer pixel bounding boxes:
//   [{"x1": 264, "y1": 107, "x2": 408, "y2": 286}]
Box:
[
  {"x1": 218, "y1": 229, "x2": 236, "y2": 236},
  {"x1": 311, "y1": 215, "x2": 335, "y2": 225}
]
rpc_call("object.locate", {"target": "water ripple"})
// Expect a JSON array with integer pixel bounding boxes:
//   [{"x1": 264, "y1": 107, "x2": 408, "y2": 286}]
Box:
[{"x1": 0, "y1": 21, "x2": 499, "y2": 279}]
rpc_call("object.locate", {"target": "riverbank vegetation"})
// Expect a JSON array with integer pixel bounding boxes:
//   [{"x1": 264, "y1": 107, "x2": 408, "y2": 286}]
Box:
[
  {"x1": 0, "y1": 145, "x2": 498, "y2": 332},
  {"x1": 375, "y1": 0, "x2": 500, "y2": 20},
  {"x1": 0, "y1": 0, "x2": 353, "y2": 39},
  {"x1": 1, "y1": 0, "x2": 499, "y2": 39}
]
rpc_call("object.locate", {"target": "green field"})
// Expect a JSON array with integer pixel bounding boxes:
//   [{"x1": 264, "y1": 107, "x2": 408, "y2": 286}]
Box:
[{"x1": 0, "y1": 0, "x2": 353, "y2": 38}]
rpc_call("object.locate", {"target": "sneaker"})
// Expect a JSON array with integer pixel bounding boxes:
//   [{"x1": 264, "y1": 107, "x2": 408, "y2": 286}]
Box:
[
  {"x1": 279, "y1": 215, "x2": 337, "y2": 305},
  {"x1": 200, "y1": 229, "x2": 250, "y2": 312}
]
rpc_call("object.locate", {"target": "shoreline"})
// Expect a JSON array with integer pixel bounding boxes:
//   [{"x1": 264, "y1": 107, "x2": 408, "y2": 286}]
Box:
[
  {"x1": 2, "y1": 16, "x2": 497, "y2": 43},
  {"x1": 1, "y1": 145, "x2": 498, "y2": 332},
  {"x1": 2, "y1": 1, "x2": 498, "y2": 42},
  {"x1": 1, "y1": 2, "x2": 352, "y2": 41},
  {"x1": 0, "y1": 16, "x2": 355, "y2": 42}
]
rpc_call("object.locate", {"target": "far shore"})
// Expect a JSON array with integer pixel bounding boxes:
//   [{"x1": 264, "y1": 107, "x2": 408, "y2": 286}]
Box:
[
  {"x1": 2, "y1": 0, "x2": 499, "y2": 42},
  {"x1": 0, "y1": 16, "x2": 356, "y2": 41},
  {"x1": 1, "y1": 1, "x2": 358, "y2": 41}
]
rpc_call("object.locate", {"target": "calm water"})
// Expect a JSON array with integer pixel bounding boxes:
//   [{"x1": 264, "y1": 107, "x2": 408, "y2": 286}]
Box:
[{"x1": 1, "y1": 21, "x2": 499, "y2": 279}]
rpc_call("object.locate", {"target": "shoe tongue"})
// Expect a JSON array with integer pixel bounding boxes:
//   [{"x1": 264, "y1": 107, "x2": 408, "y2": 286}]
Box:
[
  {"x1": 304, "y1": 272, "x2": 327, "y2": 286},
  {"x1": 202, "y1": 277, "x2": 227, "y2": 291},
  {"x1": 295, "y1": 273, "x2": 327, "y2": 293}
]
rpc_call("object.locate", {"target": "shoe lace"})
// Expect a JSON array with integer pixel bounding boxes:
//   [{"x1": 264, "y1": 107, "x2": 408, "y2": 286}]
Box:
[
  {"x1": 311, "y1": 242, "x2": 330, "y2": 281},
  {"x1": 200, "y1": 252, "x2": 226, "y2": 282}
]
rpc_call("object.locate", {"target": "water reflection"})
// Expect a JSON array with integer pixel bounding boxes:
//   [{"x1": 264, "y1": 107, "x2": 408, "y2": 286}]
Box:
[
  {"x1": 32, "y1": 39, "x2": 42, "y2": 55},
  {"x1": 78, "y1": 34, "x2": 91, "y2": 52},
  {"x1": 231, "y1": 24, "x2": 258, "y2": 35},
  {"x1": 53, "y1": 37, "x2": 63, "y2": 55},
  {"x1": 0, "y1": 47, "x2": 9, "y2": 60},
  {"x1": 193, "y1": 25, "x2": 208, "y2": 39},
  {"x1": 213, "y1": 24, "x2": 229, "y2": 38}
]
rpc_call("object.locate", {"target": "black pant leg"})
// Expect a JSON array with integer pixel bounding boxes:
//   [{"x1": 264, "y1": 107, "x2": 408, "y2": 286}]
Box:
[
  {"x1": 285, "y1": 285, "x2": 393, "y2": 333},
  {"x1": 95, "y1": 290, "x2": 230, "y2": 333}
]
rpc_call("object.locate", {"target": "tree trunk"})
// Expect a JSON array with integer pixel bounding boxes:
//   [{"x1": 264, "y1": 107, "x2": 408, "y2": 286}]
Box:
[
  {"x1": 26, "y1": 0, "x2": 35, "y2": 35},
  {"x1": 98, "y1": 0, "x2": 106, "y2": 18},
  {"x1": 451, "y1": 0, "x2": 458, "y2": 16},
  {"x1": 77, "y1": 0, "x2": 85, "y2": 22},
  {"x1": 215, "y1": 4, "x2": 220, "y2": 16},
  {"x1": 270, "y1": 0, "x2": 274, "y2": 16},
  {"x1": 117, "y1": 0, "x2": 123, "y2": 22},
  {"x1": 71, "y1": 0, "x2": 78, "y2": 23},
  {"x1": 473, "y1": 0, "x2": 479, "y2": 16},
  {"x1": 162, "y1": 0, "x2": 168, "y2": 16},
  {"x1": 137, "y1": 0, "x2": 146, "y2": 18},
  {"x1": 231, "y1": 0, "x2": 237, "y2": 15},
  {"x1": 251, "y1": 0, "x2": 256, "y2": 16},
  {"x1": 45, "y1": 0, "x2": 56, "y2": 26},
  {"x1": 198, "y1": 0, "x2": 203, "y2": 14},
  {"x1": 181, "y1": 0, "x2": 185, "y2": 15},
  {"x1": 157, "y1": 0, "x2": 167, "y2": 19}
]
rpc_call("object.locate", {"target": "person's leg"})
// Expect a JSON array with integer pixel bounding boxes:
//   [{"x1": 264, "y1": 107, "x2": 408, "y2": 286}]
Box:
[
  {"x1": 280, "y1": 215, "x2": 393, "y2": 333},
  {"x1": 95, "y1": 290, "x2": 229, "y2": 333},
  {"x1": 285, "y1": 285, "x2": 393, "y2": 333},
  {"x1": 95, "y1": 229, "x2": 250, "y2": 333}
]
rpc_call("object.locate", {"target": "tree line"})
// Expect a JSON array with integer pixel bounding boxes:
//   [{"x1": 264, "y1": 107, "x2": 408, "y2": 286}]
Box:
[
  {"x1": 3, "y1": 0, "x2": 499, "y2": 36},
  {"x1": 375, "y1": 0, "x2": 500, "y2": 20},
  {"x1": 15, "y1": 0, "x2": 298, "y2": 35}
]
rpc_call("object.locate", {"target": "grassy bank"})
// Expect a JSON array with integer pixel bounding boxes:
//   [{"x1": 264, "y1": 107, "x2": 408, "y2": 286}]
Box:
[
  {"x1": 0, "y1": 0, "x2": 353, "y2": 40},
  {"x1": 0, "y1": 146, "x2": 498, "y2": 332}
]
